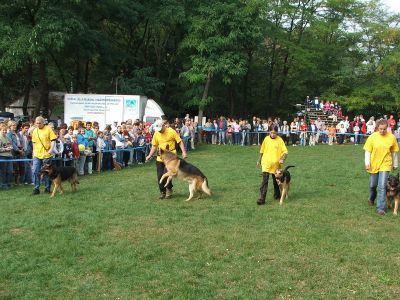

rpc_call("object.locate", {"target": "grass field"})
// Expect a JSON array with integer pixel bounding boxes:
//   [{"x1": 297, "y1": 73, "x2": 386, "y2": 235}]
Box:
[{"x1": 1, "y1": 144, "x2": 400, "y2": 299}]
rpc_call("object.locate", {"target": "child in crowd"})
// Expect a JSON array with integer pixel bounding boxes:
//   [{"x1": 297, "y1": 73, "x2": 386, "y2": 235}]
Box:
[
  {"x1": 71, "y1": 135, "x2": 80, "y2": 169},
  {"x1": 226, "y1": 125, "x2": 233, "y2": 145},
  {"x1": 96, "y1": 131, "x2": 105, "y2": 171},
  {"x1": 62, "y1": 136, "x2": 73, "y2": 166},
  {"x1": 328, "y1": 125, "x2": 337, "y2": 145}
]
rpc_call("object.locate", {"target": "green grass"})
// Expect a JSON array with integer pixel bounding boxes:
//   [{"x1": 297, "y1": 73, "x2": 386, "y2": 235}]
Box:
[{"x1": 1, "y1": 144, "x2": 400, "y2": 299}]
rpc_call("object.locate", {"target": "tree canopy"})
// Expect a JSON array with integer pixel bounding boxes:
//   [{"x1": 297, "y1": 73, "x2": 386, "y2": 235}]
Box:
[{"x1": 0, "y1": 0, "x2": 399, "y2": 119}]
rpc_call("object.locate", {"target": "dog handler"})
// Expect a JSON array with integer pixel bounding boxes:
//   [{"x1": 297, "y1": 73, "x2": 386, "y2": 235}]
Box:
[
  {"x1": 364, "y1": 119, "x2": 399, "y2": 215},
  {"x1": 146, "y1": 119, "x2": 187, "y2": 199},
  {"x1": 256, "y1": 125, "x2": 288, "y2": 205},
  {"x1": 31, "y1": 116, "x2": 58, "y2": 195}
]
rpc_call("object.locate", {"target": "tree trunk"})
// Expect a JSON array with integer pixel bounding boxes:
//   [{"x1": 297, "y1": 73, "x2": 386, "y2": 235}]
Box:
[
  {"x1": 23, "y1": 62, "x2": 33, "y2": 116},
  {"x1": 75, "y1": 54, "x2": 81, "y2": 93},
  {"x1": 229, "y1": 85, "x2": 234, "y2": 117},
  {"x1": 0, "y1": 87, "x2": 5, "y2": 111},
  {"x1": 83, "y1": 59, "x2": 90, "y2": 93},
  {"x1": 197, "y1": 71, "x2": 212, "y2": 144},
  {"x1": 36, "y1": 60, "x2": 49, "y2": 118}
]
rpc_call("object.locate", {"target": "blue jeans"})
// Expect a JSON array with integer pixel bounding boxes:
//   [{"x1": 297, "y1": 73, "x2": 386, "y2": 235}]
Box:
[
  {"x1": 32, "y1": 157, "x2": 52, "y2": 190},
  {"x1": 218, "y1": 131, "x2": 226, "y2": 144},
  {"x1": 369, "y1": 172, "x2": 389, "y2": 213},
  {"x1": 0, "y1": 156, "x2": 13, "y2": 188}
]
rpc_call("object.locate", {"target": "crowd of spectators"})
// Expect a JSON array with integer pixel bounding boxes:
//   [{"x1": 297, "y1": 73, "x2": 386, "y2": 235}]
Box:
[
  {"x1": 0, "y1": 114, "x2": 202, "y2": 190},
  {"x1": 200, "y1": 113, "x2": 400, "y2": 147},
  {"x1": 1, "y1": 106, "x2": 400, "y2": 190}
]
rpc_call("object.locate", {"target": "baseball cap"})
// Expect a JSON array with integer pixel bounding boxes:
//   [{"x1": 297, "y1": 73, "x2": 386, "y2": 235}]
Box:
[{"x1": 153, "y1": 119, "x2": 165, "y2": 132}]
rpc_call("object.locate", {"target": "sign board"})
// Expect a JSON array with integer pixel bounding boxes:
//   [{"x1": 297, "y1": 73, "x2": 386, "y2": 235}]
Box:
[{"x1": 64, "y1": 94, "x2": 148, "y2": 129}]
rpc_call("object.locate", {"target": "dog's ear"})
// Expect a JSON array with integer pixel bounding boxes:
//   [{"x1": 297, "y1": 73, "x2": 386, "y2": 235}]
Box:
[{"x1": 165, "y1": 144, "x2": 170, "y2": 151}]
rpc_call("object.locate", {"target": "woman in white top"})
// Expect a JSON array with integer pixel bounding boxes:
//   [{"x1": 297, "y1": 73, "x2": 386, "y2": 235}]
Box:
[{"x1": 366, "y1": 117, "x2": 376, "y2": 135}]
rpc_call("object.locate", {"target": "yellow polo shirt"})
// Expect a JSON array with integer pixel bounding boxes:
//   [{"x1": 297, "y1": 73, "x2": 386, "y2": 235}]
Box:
[
  {"x1": 364, "y1": 132, "x2": 399, "y2": 173},
  {"x1": 151, "y1": 127, "x2": 182, "y2": 162},
  {"x1": 260, "y1": 136, "x2": 288, "y2": 173},
  {"x1": 32, "y1": 126, "x2": 57, "y2": 159}
]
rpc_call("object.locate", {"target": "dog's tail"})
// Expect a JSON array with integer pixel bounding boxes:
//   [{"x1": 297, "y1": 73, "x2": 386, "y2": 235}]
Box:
[
  {"x1": 202, "y1": 177, "x2": 212, "y2": 196},
  {"x1": 284, "y1": 165, "x2": 295, "y2": 171}
]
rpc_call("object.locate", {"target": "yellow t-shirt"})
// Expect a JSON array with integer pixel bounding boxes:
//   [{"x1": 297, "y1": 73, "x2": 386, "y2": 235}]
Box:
[
  {"x1": 32, "y1": 126, "x2": 58, "y2": 159},
  {"x1": 260, "y1": 136, "x2": 288, "y2": 173},
  {"x1": 363, "y1": 132, "x2": 399, "y2": 173},
  {"x1": 151, "y1": 127, "x2": 182, "y2": 162}
]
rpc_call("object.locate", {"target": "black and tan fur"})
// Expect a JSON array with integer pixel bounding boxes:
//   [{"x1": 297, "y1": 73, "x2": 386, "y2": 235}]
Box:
[
  {"x1": 40, "y1": 164, "x2": 79, "y2": 197},
  {"x1": 274, "y1": 165, "x2": 295, "y2": 205},
  {"x1": 159, "y1": 148, "x2": 212, "y2": 201},
  {"x1": 386, "y1": 174, "x2": 400, "y2": 215}
]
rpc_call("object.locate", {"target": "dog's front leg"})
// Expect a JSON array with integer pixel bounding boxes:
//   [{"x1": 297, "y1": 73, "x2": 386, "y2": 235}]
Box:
[
  {"x1": 159, "y1": 173, "x2": 169, "y2": 184},
  {"x1": 394, "y1": 198, "x2": 399, "y2": 215},
  {"x1": 387, "y1": 196, "x2": 392, "y2": 209},
  {"x1": 51, "y1": 184, "x2": 58, "y2": 198},
  {"x1": 279, "y1": 187, "x2": 286, "y2": 205},
  {"x1": 164, "y1": 176, "x2": 173, "y2": 188}
]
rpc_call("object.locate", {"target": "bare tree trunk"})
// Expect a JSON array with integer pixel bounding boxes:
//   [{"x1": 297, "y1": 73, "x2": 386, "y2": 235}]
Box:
[
  {"x1": 36, "y1": 60, "x2": 49, "y2": 118},
  {"x1": 75, "y1": 54, "x2": 81, "y2": 93},
  {"x1": 0, "y1": 88, "x2": 5, "y2": 111},
  {"x1": 229, "y1": 85, "x2": 234, "y2": 117},
  {"x1": 197, "y1": 71, "x2": 212, "y2": 144},
  {"x1": 83, "y1": 59, "x2": 90, "y2": 93},
  {"x1": 23, "y1": 62, "x2": 33, "y2": 116}
]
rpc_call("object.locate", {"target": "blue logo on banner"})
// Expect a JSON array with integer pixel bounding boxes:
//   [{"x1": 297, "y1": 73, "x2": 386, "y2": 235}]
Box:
[{"x1": 125, "y1": 99, "x2": 137, "y2": 108}]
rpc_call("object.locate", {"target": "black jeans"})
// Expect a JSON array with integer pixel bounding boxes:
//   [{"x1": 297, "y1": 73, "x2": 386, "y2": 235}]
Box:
[
  {"x1": 259, "y1": 172, "x2": 280, "y2": 202},
  {"x1": 156, "y1": 161, "x2": 173, "y2": 193}
]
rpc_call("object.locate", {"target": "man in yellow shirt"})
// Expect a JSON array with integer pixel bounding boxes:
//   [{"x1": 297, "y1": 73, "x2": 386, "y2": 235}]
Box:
[
  {"x1": 256, "y1": 125, "x2": 288, "y2": 205},
  {"x1": 146, "y1": 119, "x2": 187, "y2": 199},
  {"x1": 364, "y1": 119, "x2": 399, "y2": 215},
  {"x1": 31, "y1": 116, "x2": 57, "y2": 195}
]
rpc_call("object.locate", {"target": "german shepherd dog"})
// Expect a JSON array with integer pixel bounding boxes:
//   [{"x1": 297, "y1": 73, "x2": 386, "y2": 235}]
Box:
[
  {"x1": 158, "y1": 147, "x2": 212, "y2": 201},
  {"x1": 274, "y1": 165, "x2": 295, "y2": 205},
  {"x1": 386, "y1": 173, "x2": 400, "y2": 215},
  {"x1": 40, "y1": 163, "x2": 79, "y2": 197}
]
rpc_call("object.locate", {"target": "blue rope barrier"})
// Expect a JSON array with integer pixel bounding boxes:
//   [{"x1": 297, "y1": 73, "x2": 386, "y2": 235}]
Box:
[{"x1": 0, "y1": 146, "x2": 148, "y2": 163}]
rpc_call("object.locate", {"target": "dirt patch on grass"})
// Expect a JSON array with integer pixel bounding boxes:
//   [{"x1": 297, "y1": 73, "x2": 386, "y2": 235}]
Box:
[{"x1": 9, "y1": 228, "x2": 32, "y2": 236}]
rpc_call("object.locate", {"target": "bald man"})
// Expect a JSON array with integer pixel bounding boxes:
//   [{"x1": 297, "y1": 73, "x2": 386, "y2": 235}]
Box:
[{"x1": 31, "y1": 116, "x2": 57, "y2": 195}]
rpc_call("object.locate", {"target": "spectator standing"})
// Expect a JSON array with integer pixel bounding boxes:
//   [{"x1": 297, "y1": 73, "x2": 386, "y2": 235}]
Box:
[
  {"x1": 290, "y1": 118, "x2": 299, "y2": 146},
  {"x1": 388, "y1": 115, "x2": 396, "y2": 133},
  {"x1": 7, "y1": 120, "x2": 24, "y2": 185},
  {"x1": 366, "y1": 117, "x2": 376, "y2": 135},
  {"x1": 218, "y1": 116, "x2": 227, "y2": 145},
  {"x1": 77, "y1": 127, "x2": 88, "y2": 176},
  {"x1": 0, "y1": 122, "x2": 13, "y2": 189},
  {"x1": 20, "y1": 123, "x2": 32, "y2": 184}
]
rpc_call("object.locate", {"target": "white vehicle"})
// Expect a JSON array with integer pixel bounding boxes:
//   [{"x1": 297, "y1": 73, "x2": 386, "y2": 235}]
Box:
[{"x1": 64, "y1": 94, "x2": 164, "y2": 128}]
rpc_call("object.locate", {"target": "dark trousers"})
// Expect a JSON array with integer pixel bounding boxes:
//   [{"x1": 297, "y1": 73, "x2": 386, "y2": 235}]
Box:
[
  {"x1": 259, "y1": 172, "x2": 280, "y2": 202},
  {"x1": 156, "y1": 161, "x2": 173, "y2": 193}
]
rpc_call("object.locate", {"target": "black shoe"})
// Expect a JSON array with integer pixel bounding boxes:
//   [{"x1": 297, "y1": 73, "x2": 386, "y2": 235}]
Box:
[
  {"x1": 32, "y1": 189, "x2": 40, "y2": 195},
  {"x1": 256, "y1": 199, "x2": 265, "y2": 205},
  {"x1": 44, "y1": 189, "x2": 51, "y2": 194}
]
